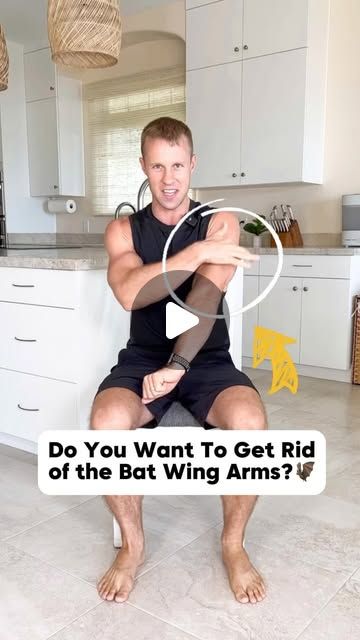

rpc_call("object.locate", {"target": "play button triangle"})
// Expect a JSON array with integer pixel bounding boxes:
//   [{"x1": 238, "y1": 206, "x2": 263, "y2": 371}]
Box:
[{"x1": 166, "y1": 302, "x2": 199, "y2": 339}]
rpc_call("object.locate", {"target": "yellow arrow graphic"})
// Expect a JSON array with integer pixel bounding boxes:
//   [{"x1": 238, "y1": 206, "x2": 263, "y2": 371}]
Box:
[{"x1": 253, "y1": 326, "x2": 299, "y2": 394}]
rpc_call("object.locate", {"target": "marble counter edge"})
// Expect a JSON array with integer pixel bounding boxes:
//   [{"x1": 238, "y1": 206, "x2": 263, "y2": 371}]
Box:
[{"x1": 253, "y1": 247, "x2": 360, "y2": 255}]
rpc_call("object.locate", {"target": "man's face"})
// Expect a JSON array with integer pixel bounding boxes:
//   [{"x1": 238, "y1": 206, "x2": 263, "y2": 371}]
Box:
[{"x1": 139, "y1": 134, "x2": 196, "y2": 212}]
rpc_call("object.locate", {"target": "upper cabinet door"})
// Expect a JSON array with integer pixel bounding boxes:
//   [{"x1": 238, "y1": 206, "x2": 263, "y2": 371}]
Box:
[
  {"x1": 186, "y1": 62, "x2": 242, "y2": 188},
  {"x1": 26, "y1": 98, "x2": 59, "y2": 197},
  {"x1": 243, "y1": 0, "x2": 309, "y2": 58},
  {"x1": 241, "y1": 48, "x2": 306, "y2": 185},
  {"x1": 186, "y1": 0, "x2": 243, "y2": 71},
  {"x1": 24, "y1": 49, "x2": 57, "y2": 101}
]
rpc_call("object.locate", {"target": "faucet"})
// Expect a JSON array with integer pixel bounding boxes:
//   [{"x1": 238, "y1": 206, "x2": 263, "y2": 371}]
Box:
[
  {"x1": 114, "y1": 179, "x2": 150, "y2": 218},
  {"x1": 137, "y1": 178, "x2": 150, "y2": 211},
  {"x1": 114, "y1": 201, "x2": 136, "y2": 219}
]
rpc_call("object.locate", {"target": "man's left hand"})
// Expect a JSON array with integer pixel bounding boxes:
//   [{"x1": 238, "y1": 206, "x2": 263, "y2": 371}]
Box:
[{"x1": 142, "y1": 366, "x2": 185, "y2": 404}]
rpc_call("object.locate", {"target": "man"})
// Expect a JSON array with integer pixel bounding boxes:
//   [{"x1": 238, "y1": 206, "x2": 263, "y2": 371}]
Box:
[{"x1": 90, "y1": 116, "x2": 267, "y2": 605}]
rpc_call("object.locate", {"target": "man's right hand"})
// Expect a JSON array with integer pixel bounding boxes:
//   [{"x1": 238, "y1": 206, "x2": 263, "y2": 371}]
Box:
[{"x1": 198, "y1": 222, "x2": 260, "y2": 268}]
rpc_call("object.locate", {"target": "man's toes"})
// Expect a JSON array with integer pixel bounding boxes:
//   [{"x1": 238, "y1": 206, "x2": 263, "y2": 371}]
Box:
[
  {"x1": 248, "y1": 589, "x2": 257, "y2": 604},
  {"x1": 259, "y1": 582, "x2": 266, "y2": 598},
  {"x1": 236, "y1": 590, "x2": 249, "y2": 603},
  {"x1": 254, "y1": 586, "x2": 263, "y2": 601},
  {"x1": 115, "y1": 590, "x2": 128, "y2": 603},
  {"x1": 106, "y1": 590, "x2": 116, "y2": 601}
]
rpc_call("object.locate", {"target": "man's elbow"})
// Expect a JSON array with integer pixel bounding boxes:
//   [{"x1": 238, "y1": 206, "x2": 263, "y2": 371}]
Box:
[{"x1": 107, "y1": 276, "x2": 133, "y2": 311}]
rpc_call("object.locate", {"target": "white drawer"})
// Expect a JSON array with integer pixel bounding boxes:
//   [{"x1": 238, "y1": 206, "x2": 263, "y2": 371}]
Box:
[
  {"x1": 0, "y1": 267, "x2": 78, "y2": 307},
  {"x1": 259, "y1": 255, "x2": 352, "y2": 279},
  {"x1": 0, "y1": 302, "x2": 78, "y2": 381},
  {"x1": 0, "y1": 368, "x2": 78, "y2": 442}
]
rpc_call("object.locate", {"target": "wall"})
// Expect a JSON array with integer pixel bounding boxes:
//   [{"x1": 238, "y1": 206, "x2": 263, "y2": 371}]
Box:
[
  {"x1": 0, "y1": 41, "x2": 55, "y2": 233},
  {"x1": 198, "y1": 0, "x2": 360, "y2": 238}
]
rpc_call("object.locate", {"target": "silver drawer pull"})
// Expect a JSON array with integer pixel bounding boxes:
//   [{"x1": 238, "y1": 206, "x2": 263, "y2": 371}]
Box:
[
  {"x1": 14, "y1": 336, "x2": 37, "y2": 342},
  {"x1": 12, "y1": 283, "x2": 35, "y2": 287},
  {"x1": 17, "y1": 404, "x2": 39, "y2": 412},
  {"x1": 292, "y1": 264, "x2": 313, "y2": 267}
]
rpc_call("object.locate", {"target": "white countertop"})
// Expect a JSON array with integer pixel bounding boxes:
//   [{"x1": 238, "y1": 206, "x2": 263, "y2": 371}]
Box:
[
  {"x1": 0, "y1": 245, "x2": 360, "y2": 270},
  {"x1": 0, "y1": 246, "x2": 108, "y2": 270},
  {"x1": 256, "y1": 247, "x2": 360, "y2": 255}
]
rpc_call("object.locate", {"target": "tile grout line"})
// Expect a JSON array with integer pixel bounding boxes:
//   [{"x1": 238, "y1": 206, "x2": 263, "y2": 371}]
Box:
[
  {"x1": 125, "y1": 602, "x2": 206, "y2": 640},
  {"x1": 44, "y1": 601, "x2": 105, "y2": 640},
  {"x1": 2, "y1": 495, "x2": 98, "y2": 542},
  {"x1": 293, "y1": 566, "x2": 359, "y2": 640},
  {"x1": 239, "y1": 536, "x2": 357, "y2": 581},
  {"x1": 4, "y1": 539, "x2": 102, "y2": 591},
  {"x1": 133, "y1": 519, "x2": 224, "y2": 581}
]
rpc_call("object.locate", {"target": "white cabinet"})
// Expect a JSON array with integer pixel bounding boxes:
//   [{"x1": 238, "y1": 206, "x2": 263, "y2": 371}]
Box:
[
  {"x1": 300, "y1": 278, "x2": 351, "y2": 369},
  {"x1": 258, "y1": 276, "x2": 302, "y2": 363},
  {"x1": 186, "y1": 62, "x2": 242, "y2": 188},
  {"x1": 26, "y1": 99, "x2": 59, "y2": 197},
  {"x1": 242, "y1": 0, "x2": 308, "y2": 58},
  {"x1": 242, "y1": 275, "x2": 259, "y2": 358},
  {"x1": 186, "y1": 0, "x2": 243, "y2": 71},
  {"x1": 241, "y1": 49, "x2": 306, "y2": 184},
  {"x1": 0, "y1": 267, "x2": 130, "y2": 451},
  {"x1": 24, "y1": 48, "x2": 57, "y2": 100},
  {"x1": 24, "y1": 48, "x2": 85, "y2": 197},
  {"x1": 0, "y1": 369, "x2": 78, "y2": 442},
  {"x1": 186, "y1": 0, "x2": 329, "y2": 188},
  {"x1": 243, "y1": 254, "x2": 360, "y2": 376}
]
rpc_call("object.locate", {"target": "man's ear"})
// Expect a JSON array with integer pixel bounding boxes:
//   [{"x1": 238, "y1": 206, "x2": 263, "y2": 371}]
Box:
[{"x1": 190, "y1": 154, "x2": 197, "y2": 173}]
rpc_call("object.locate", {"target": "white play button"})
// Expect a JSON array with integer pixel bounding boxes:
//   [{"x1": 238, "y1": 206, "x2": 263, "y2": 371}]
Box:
[{"x1": 166, "y1": 302, "x2": 199, "y2": 339}]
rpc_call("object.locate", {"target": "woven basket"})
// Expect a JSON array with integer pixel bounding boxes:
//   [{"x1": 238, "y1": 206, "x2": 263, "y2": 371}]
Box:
[
  {"x1": 352, "y1": 295, "x2": 360, "y2": 384},
  {"x1": 0, "y1": 25, "x2": 9, "y2": 91},
  {"x1": 48, "y1": 0, "x2": 121, "y2": 69}
]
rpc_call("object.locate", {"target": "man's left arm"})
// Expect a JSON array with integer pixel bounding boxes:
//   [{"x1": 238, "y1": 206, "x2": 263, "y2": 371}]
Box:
[{"x1": 142, "y1": 213, "x2": 241, "y2": 403}]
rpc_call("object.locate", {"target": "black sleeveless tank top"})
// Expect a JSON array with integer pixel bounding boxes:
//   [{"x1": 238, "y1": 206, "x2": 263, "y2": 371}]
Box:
[{"x1": 127, "y1": 199, "x2": 230, "y2": 353}]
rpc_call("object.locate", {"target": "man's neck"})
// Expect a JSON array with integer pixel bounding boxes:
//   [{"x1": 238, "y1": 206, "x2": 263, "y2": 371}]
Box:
[{"x1": 151, "y1": 195, "x2": 191, "y2": 226}]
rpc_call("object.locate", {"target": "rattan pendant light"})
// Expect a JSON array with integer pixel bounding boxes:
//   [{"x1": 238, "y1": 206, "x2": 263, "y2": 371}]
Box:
[
  {"x1": 47, "y1": 0, "x2": 121, "y2": 68},
  {"x1": 0, "y1": 25, "x2": 9, "y2": 91}
]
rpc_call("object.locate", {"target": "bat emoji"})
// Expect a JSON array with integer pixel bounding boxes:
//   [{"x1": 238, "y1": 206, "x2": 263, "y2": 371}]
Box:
[{"x1": 297, "y1": 461, "x2": 314, "y2": 481}]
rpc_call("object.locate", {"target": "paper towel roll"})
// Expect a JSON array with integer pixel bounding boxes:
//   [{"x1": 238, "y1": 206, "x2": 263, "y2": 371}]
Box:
[{"x1": 47, "y1": 199, "x2": 77, "y2": 214}]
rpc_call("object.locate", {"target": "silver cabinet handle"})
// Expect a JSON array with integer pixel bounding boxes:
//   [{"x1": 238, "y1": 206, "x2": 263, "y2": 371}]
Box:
[
  {"x1": 17, "y1": 403, "x2": 39, "y2": 412},
  {"x1": 303, "y1": 286, "x2": 309, "y2": 292},
  {"x1": 243, "y1": 44, "x2": 248, "y2": 50},
  {"x1": 292, "y1": 264, "x2": 313, "y2": 267},
  {"x1": 14, "y1": 336, "x2": 37, "y2": 342},
  {"x1": 50, "y1": 85, "x2": 55, "y2": 91},
  {"x1": 12, "y1": 283, "x2": 35, "y2": 288},
  {"x1": 232, "y1": 172, "x2": 237, "y2": 177},
  {"x1": 234, "y1": 46, "x2": 240, "y2": 52},
  {"x1": 241, "y1": 172, "x2": 246, "y2": 177},
  {"x1": 292, "y1": 286, "x2": 298, "y2": 291}
]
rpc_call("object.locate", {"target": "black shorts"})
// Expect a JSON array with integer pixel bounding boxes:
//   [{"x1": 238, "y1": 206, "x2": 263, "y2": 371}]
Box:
[{"x1": 95, "y1": 346, "x2": 259, "y2": 428}]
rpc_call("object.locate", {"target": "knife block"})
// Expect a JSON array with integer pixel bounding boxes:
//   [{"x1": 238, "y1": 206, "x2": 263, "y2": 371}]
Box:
[{"x1": 270, "y1": 220, "x2": 303, "y2": 248}]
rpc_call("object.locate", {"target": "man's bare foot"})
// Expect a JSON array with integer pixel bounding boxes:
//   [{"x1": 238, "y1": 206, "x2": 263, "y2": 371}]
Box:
[
  {"x1": 97, "y1": 545, "x2": 145, "y2": 603},
  {"x1": 222, "y1": 540, "x2": 266, "y2": 604}
]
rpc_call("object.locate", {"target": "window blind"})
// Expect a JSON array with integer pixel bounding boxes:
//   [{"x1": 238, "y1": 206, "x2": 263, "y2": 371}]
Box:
[{"x1": 83, "y1": 65, "x2": 186, "y2": 216}]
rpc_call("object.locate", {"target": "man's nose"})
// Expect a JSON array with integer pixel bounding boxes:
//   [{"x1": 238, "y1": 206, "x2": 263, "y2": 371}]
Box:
[{"x1": 162, "y1": 169, "x2": 175, "y2": 184}]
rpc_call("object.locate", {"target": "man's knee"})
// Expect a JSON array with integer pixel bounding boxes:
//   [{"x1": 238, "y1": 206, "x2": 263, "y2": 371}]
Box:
[
  {"x1": 90, "y1": 403, "x2": 137, "y2": 430},
  {"x1": 221, "y1": 403, "x2": 267, "y2": 430}
]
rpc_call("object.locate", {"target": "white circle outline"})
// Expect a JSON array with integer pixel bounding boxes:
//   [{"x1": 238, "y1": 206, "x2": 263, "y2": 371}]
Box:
[{"x1": 161, "y1": 198, "x2": 283, "y2": 319}]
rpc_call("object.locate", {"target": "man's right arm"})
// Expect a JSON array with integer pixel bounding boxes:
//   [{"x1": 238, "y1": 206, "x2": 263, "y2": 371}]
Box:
[{"x1": 105, "y1": 217, "x2": 204, "y2": 311}]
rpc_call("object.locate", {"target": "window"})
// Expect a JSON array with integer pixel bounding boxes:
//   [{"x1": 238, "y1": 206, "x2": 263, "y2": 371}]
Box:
[{"x1": 83, "y1": 66, "x2": 186, "y2": 216}]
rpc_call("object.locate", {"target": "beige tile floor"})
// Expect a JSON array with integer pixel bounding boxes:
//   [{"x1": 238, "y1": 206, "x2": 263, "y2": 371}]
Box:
[{"x1": 1, "y1": 368, "x2": 360, "y2": 640}]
